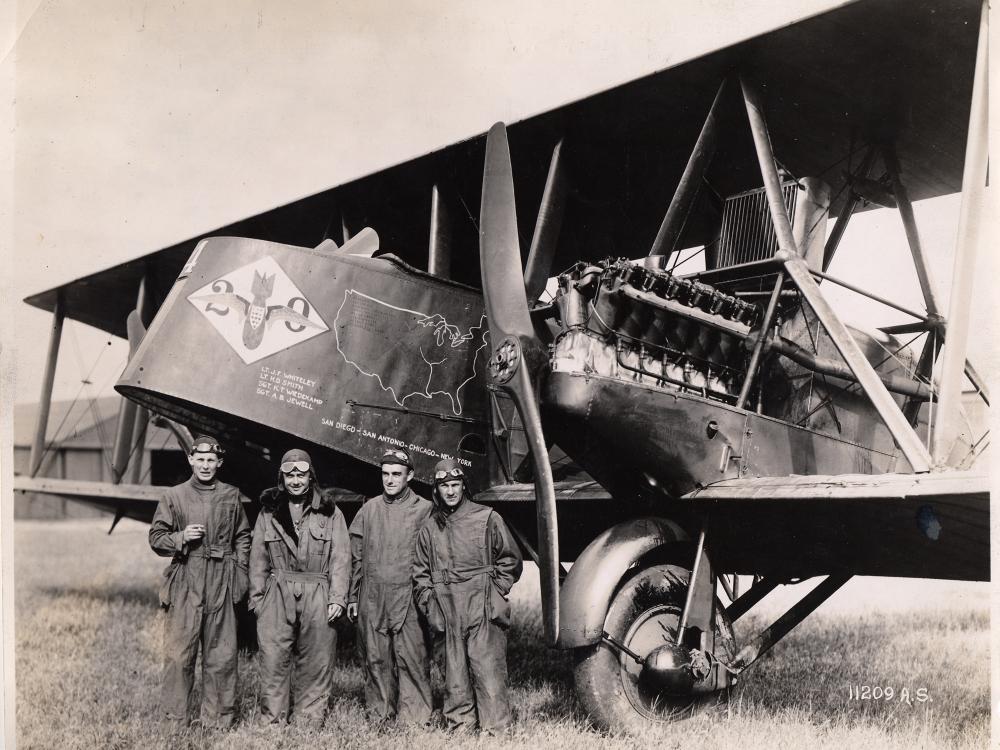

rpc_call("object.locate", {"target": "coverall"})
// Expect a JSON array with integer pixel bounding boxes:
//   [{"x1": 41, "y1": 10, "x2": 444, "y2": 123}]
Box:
[
  {"x1": 348, "y1": 487, "x2": 433, "y2": 724},
  {"x1": 149, "y1": 478, "x2": 251, "y2": 727},
  {"x1": 249, "y1": 486, "x2": 350, "y2": 727},
  {"x1": 413, "y1": 499, "x2": 523, "y2": 731}
]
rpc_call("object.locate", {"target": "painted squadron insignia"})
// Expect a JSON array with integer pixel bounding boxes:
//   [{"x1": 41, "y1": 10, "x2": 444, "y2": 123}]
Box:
[{"x1": 188, "y1": 256, "x2": 329, "y2": 364}]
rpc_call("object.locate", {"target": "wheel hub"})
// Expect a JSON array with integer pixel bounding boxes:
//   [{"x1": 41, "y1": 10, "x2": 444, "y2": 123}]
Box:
[{"x1": 640, "y1": 644, "x2": 695, "y2": 694}]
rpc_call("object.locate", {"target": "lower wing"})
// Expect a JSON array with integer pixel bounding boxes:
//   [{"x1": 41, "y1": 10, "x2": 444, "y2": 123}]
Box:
[{"x1": 684, "y1": 470, "x2": 990, "y2": 581}]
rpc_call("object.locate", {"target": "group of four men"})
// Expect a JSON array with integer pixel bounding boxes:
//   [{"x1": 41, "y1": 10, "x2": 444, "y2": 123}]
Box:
[{"x1": 149, "y1": 436, "x2": 523, "y2": 732}]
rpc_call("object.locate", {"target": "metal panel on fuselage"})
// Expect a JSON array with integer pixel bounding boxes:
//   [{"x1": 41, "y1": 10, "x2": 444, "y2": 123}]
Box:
[
  {"x1": 538, "y1": 369, "x2": 962, "y2": 577},
  {"x1": 543, "y1": 370, "x2": 896, "y2": 497},
  {"x1": 117, "y1": 237, "x2": 492, "y2": 485}
]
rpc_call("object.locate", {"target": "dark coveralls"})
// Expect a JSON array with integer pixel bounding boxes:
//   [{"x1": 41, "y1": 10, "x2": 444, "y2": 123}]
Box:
[
  {"x1": 412, "y1": 499, "x2": 523, "y2": 731},
  {"x1": 149, "y1": 478, "x2": 251, "y2": 727},
  {"x1": 348, "y1": 487, "x2": 433, "y2": 723},
  {"x1": 249, "y1": 485, "x2": 350, "y2": 727}
]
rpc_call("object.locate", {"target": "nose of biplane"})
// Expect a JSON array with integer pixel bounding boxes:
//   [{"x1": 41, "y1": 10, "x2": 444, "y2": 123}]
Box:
[
  {"x1": 116, "y1": 235, "x2": 337, "y2": 449},
  {"x1": 116, "y1": 232, "x2": 493, "y2": 482}
]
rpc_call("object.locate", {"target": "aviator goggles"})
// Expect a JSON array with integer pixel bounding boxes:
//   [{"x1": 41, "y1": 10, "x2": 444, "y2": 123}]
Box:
[
  {"x1": 190, "y1": 441, "x2": 223, "y2": 455},
  {"x1": 381, "y1": 448, "x2": 412, "y2": 465},
  {"x1": 434, "y1": 467, "x2": 465, "y2": 481},
  {"x1": 280, "y1": 460, "x2": 311, "y2": 474}
]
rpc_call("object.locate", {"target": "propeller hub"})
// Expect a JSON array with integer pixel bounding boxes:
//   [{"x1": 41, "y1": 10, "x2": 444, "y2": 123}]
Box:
[{"x1": 489, "y1": 336, "x2": 521, "y2": 384}]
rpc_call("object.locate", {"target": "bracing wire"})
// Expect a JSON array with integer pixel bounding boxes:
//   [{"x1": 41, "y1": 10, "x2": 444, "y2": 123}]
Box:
[{"x1": 32, "y1": 323, "x2": 116, "y2": 472}]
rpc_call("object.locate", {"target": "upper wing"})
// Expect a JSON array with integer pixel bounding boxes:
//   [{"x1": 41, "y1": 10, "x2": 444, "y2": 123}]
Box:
[
  {"x1": 23, "y1": 0, "x2": 980, "y2": 338},
  {"x1": 684, "y1": 470, "x2": 989, "y2": 582}
]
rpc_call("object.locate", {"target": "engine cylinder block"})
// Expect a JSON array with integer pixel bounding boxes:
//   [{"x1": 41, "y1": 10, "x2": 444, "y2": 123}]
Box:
[{"x1": 553, "y1": 259, "x2": 760, "y2": 402}]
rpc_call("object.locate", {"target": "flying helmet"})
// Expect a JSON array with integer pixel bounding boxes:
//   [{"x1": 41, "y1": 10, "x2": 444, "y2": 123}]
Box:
[{"x1": 277, "y1": 447, "x2": 319, "y2": 490}]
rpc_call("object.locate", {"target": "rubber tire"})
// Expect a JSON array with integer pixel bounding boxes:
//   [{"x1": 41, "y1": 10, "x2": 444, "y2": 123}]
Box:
[{"x1": 573, "y1": 563, "x2": 736, "y2": 733}]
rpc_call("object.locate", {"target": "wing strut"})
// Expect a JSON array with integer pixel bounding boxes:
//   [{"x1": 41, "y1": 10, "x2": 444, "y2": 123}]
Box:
[
  {"x1": 740, "y1": 76, "x2": 932, "y2": 473},
  {"x1": 524, "y1": 139, "x2": 567, "y2": 304},
  {"x1": 649, "y1": 77, "x2": 728, "y2": 258},
  {"x1": 932, "y1": 0, "x2": 990, "y2": 466},
  {"x1": 29, "y1": 291, "x2": 65, "y2": 477},
  {"x1": 822, "y1": 145, "x2": 877, "y2": 271},
  {"x1": 735, "y1": 272, "x2": 784, "y2": 409},
  {"x1": 108, "y1": 507, "x2": 127, "y2": 535},
  {"x1": 428, "y1": 184, "x2": 452, "y2": 277},
  {"x1": 730, "y1": 574, "x2": 851, "y2": 672},
  {"x1": 882, "y1": 144, "x2": 943, "y2": 316}
]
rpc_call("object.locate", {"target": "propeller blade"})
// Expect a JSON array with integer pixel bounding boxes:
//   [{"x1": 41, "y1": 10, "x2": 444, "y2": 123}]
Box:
[
  {"x1": 335, "y1": 227, "x2": 380, "y2": 257},
  {"x1": 879, "y1": 320, "x2": 934, "y2": 335},
  {"x1": 524, "y1": 139, "x2": 566, "y2": 305},
  {"x1": 504, "y1": 365, "x2": 559, "y2": 643},
  {"x1": 481, "y1": 123, "x2": 533, "y2": 338},
  {"x1": 480, "y1": 121, "x2": 560, "y2": 644}
]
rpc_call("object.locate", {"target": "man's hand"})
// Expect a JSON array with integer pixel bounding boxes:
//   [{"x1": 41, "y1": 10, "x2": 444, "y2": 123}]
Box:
[
  {"x1": 182, "y1": 524, "x2": 206, "y2": 543},
  {"x1": 327, "y1": 603, "x2": 344, "y2": 623},
  {"x1": 346, "y1": 602, "x2": 358, "y2": 622}
]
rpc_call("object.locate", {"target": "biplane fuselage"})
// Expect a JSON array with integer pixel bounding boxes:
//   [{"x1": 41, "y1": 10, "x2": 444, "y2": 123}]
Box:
[
  {"x1": 113, "y1": 233, "x2": 987, "y2": 584},
  {"x1": 16, "y1": 0, "x2": 989, "y2": 732}
]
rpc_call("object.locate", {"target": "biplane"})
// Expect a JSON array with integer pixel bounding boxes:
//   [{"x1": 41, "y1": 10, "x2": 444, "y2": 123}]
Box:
[{"x1": 15, "y1": 0, "x2": 990, "y2": 731}]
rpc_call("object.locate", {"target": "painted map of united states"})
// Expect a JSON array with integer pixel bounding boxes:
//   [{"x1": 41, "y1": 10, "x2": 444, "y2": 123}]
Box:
[{"x1": 334, "y1": 289, "x2": 489, "y2": 416}]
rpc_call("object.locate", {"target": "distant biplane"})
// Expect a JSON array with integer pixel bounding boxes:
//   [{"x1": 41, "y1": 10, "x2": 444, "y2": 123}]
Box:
[{"x1": 16, "y1": 0, "x2": 990, "y2": 731}]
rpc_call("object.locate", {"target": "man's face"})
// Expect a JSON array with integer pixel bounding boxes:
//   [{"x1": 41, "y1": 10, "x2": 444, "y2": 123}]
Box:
[
  {"x1": 282, "y1": 469, "x2": 310, "y2": 497},
  {"x1": 438, "y1": 479, "x2": 464, "y2": 507},
  {"x1": 188, "y1": 452, "x2": 221, "y2": 483},
  {"x1": 381, "y1": 463, "x2": 413, "y2": 497}
]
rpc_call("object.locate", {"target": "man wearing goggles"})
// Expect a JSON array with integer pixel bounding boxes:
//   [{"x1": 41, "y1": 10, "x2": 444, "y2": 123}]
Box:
[
  {"x1": 347, "y1": 446, "x2": 433, "y2": 725},
  {"x1": 149, "y1": 435, "x2": 251, "y2": 729},
  {"x1": 249, "y1": 448, "x2": 350, "y2": 728},
  {"x1": 413, "y1": 458, "x2": 523, "y2": 732}
]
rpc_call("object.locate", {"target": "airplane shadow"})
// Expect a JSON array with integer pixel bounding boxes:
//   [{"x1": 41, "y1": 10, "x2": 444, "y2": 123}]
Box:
[
  {"x1": 506, "y1": 622, "x2": 576, "y2": 690},
  {"x1": 38, "y1": 584, "x2": 160, "y2": 608}
]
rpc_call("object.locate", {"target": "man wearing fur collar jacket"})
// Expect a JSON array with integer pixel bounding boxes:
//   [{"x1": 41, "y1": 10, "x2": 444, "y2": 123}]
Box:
[{"x1": 249, "y1": 448, "x2": 350, "y2": 728}]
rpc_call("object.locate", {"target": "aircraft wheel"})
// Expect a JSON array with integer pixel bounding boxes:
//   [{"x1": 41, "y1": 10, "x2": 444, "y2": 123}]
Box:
[{"x1": 573, "y1": 563, "x2": 736, "y2": 732}]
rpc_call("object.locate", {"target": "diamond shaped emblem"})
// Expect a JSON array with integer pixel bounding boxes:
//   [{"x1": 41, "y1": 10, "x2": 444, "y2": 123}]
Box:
[{"x1": 187, "y1": 256, "x2": 329, "y2": 364}]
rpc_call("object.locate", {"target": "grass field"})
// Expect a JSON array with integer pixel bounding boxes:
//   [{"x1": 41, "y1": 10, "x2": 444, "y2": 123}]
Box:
[{"x1": 14, "y1": 519, "x2": 991, "y2": 749}]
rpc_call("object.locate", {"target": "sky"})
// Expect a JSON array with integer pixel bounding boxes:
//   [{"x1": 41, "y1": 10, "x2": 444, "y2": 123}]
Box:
[{"x1": 2, "y1": 0, "x2": 994, "y2": 413}]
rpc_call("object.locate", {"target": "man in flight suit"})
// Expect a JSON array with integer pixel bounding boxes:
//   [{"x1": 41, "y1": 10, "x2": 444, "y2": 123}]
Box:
[
  {"x1": 149, "y1": 435, "x2": 252, "y2": 729},
  {"x1": 413, "y1": 458, "x2": 523, "y2": 732},
  {"x1": 347, "y1": 447, "x2": 433, "y2": 725},
  {"x1": 249, "y1": 448, "x2": 350, "y2": 728}
]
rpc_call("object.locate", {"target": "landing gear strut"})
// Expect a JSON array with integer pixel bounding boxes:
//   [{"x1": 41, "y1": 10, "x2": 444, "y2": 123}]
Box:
[{"x1": 573, "y1": 563, "x2": 736, "y2": 732}]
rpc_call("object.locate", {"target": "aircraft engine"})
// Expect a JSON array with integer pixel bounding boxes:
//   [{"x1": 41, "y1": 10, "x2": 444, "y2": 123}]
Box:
[{"x1": 552, "y1": 259, "x2": 759, "y2": 403}]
